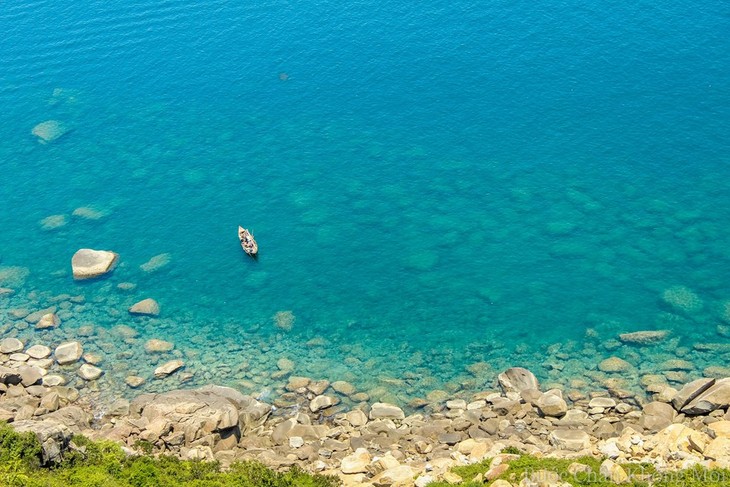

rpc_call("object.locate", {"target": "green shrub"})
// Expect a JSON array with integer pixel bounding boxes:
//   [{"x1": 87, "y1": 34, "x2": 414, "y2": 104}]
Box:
[{"x1": 0, "y1": 422, "x2": 43, "y2": 470}]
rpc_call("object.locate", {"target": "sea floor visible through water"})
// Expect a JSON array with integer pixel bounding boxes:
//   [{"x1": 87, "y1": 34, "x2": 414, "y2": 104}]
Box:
[{"x1": 1, "y1": 89, "x2": 730, "y2": 412}]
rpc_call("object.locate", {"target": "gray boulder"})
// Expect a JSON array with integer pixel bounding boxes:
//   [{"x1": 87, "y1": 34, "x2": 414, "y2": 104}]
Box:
[
  {"x1": 12, "y1": 420, "x2": 73, "y2": 464},
  {"x1": 672, "y1": 378, "x2": 715, "y2": 411},
  {"x1": 641, "y1": 401, "x2": 676, "y2": 432},
  {"x1": 548, "y1": 429, "x2": 592, "y2": 451},
  {"x1": 369, "y1": 402, "x2": 405, "y2": 420},
  {"x1": 0, "y1": 337, "x2": 24, "y2": 354},
  {"x1": 498, "y1": 367, "x2": 539, "y2": 394},
  {"x1": 682, "y1": 378, "x2": 730, "y2": 415},
  {"x1": 536, "y1": 392, "x2": 568, "y2": 418}
]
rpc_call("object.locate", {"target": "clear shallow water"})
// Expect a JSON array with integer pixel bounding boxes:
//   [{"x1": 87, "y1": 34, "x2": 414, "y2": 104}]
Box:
[{"x1": 1, "y1": 1, "x2": 729, "y2": 406}]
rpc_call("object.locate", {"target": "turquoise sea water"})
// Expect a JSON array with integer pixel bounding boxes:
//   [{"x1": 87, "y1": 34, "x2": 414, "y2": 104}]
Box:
[{"x1": 1, "y1": 1, "x2": 729, "y2": 406}]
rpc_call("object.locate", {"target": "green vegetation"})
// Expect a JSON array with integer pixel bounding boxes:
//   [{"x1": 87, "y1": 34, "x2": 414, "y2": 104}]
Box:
[
  {"x1": 426, "y1": 454, "x2": 730, "y2": 487},
  {"x1": 0, "y1": 423, "x2": 340, "y2": 487}
]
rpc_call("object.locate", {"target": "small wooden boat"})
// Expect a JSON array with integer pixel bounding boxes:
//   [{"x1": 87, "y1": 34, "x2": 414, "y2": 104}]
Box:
[{"x1": 238, "y1": 226, "x2": 258, "y2": 257}]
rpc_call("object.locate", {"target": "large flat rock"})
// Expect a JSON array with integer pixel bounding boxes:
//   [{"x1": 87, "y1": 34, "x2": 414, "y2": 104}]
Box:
[
  {"x1": 682, "y1": 378, "x2": 730, "y2": 415},
  {"x1": 71, "y1": 249, "x2": 119, "y2": 280},
  {"x1": 672, "y1": 378, "x2": 715, "y2": 411},
  {"x1": 130, "y1": 386, "x2": 272, "y2": 445}
]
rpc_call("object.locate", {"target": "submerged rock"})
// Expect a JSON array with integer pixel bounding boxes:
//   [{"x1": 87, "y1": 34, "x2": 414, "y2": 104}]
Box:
[
  {"x1": 598, "y1": 357, "x2": 632, "y2": 373},
  {"x1": 0, "y1": 266, "x2": 30, "y2": 288},
  {"x1": 72, "y1": 206, "x2": 108, "y2": 220},
  {"x1": 619, "y1": 330, "x2": 669, "y2": 345},
  {"x1": 40, "y1": 215, "x2": 68, "y2": 230},
  {"x1": 140, "y1": 253, "x2": 171, "y2": 273},
  {"x1": 71, "y1": 249, "x2": 119, "y2": 280},
  {"x1": 154, "y1": 360, "x2": 184, "y2": 378},
  {"x1": 661, "y1": 285, "x2": 703, "y2": 313},
  {"x1": 129, "y1": 298, "x2": 160, "y2": 316},
  {"x1": 144, "y1": 339, "x2": 173, "y2": 353},
  {"x1": 274, "y1": 310, "x2": 295, "y2": 331},
  {"x1": 31, "y1": 120, "x2": 69, "y2": 144},
  {"x1": 36, "y1": 313, "x2": 61, "y2": 330},
  {"x1": 125, "y1": 376, "x2": 146, "y2": 388}
]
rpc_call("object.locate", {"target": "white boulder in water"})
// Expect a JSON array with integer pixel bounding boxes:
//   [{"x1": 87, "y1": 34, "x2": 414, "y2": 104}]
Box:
[
  {"x1": 71, "y1": 249, "x2": 119, "y2": 280},
  {"x1": 31, "y1": 120, "x2": 69, "y2": 143}
]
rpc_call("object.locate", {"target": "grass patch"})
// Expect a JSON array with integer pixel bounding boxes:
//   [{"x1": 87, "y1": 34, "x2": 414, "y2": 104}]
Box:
[
  {"x1": 0, "y1": 422, "x2": 340, "y2": 487},
  {"x1": 426, "y1": 453, "x2": 730, "y2": 487}
]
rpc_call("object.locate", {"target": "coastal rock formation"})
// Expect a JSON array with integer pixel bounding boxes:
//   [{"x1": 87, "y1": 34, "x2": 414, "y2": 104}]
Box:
[
  {"x1": 71, "y1": 249, "x2": 119, "y2": 280},
  {"x1": 129, "y1": 386, "x2": 271, "y2": 446},
  {"x1": 9, "y1": 340, "x2": 730, "y2": 486}
]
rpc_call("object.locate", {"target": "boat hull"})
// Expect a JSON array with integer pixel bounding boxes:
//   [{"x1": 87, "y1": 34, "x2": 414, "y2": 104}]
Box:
[{"x1": 238, "y1": 226, "x2": 258, "y2": 256}]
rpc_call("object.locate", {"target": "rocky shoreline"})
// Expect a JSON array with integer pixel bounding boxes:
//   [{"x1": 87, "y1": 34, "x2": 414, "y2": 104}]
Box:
[{"x1": 4, "y1": 333, "x2": 730, "y2": 487}]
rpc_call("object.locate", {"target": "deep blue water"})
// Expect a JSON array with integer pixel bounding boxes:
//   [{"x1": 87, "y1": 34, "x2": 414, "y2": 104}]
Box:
[{"x1": 1, "y1": 0, "x2": 729, "y2": 403}]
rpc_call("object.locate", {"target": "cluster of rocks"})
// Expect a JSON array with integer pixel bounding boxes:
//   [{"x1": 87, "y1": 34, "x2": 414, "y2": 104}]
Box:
[{"x1": 5, "y1": 364, "x2": 730, "y2": 486}]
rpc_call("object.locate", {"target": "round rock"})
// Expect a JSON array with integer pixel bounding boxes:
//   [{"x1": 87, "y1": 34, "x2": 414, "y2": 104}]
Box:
[
  {"x1": 536, "y1": 393, "x2": 568, "y2": 418},
  {"x1": 0, "y1": 337, "x2": 24, "y2": 354},
  {"x1": 54, "y1": 341, "x2": 83, "y2": 365},
  {"x1": 26, "y1": 345, "x2": 52, "y2": 359},
  {"x1": 78, "y1": 364, "x2": 103, "y2": 381},
  {"x1": 144, "y1": 339, "x2": 173, "y2": 353},
  {"x1": 125, "y1": 376, "x2": 146, "y2": 388},
  {"x1": 598, "y1": 357, "x2": 632, "y2": 373},
  {"x1": 588, "y1": 397, "x2": 617, "y2": 409}
]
